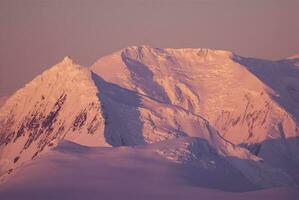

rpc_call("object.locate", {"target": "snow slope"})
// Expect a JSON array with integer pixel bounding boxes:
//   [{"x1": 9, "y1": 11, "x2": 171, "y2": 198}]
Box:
[
  {"x1": 92, "y1": 46, "x2": 299, "y2": 144},
  {"x1": 0, "y1": 57, "x2": 107, "y2": 181},
  {"x1": 0, "y1": 141, "x2": 298, "y2": 200},
  {"x1": 0, "y1": 46, "x2": 299, "y2": 196},
  {"x1": 91, "y1": 46, "x2": 299, "y2": 182}
]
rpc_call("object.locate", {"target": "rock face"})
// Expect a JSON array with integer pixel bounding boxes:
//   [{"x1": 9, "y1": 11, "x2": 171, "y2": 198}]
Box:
[{"x1": 1, "y1": 46, "x2": 299, "y2": 189}]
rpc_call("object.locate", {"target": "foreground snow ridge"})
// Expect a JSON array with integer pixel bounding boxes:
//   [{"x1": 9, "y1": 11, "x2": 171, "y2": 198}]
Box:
[{"x1": 0, "y1": 46, "x2": 299, "y2": 197}]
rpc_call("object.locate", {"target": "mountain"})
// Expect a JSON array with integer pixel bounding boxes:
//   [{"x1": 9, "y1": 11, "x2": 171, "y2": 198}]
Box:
[
  {"x1": 0, "y1": 46, "x2": 299, "y2": 198},
  {"x1": 91, "y1": 46, "x2": 299, "y2": 181},
  {"x1": 0, "y1": 57, "x2": 107, "y2": 180}
]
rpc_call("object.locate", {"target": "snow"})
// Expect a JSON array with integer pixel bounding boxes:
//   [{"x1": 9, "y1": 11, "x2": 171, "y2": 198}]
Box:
[
  {"x1": 0, "y1": 140, "x2": 298, "y2": 200},
  {"x1": 0, "y1": 57, "x2": 107, "y2": 181},
  {"x1": 0, "y1": 46, "x2": 299, "y2": 198}
]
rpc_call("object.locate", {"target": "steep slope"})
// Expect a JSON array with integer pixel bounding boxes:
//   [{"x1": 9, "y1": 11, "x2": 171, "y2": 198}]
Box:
[
  {"x1": 1, "y1": 54, "x2": 235, "y2": 184},
  {"x1": 0, "y1": 57, "x2": 107, "y2": 180},
  {"x1": 0, "y1": 46, "x2": 299, "y2": 191},
  {"x1": 91, "y1": 46, "x2": 299, "y2": 144},
  {"x1": 91, "y1": 73, "x2": 298, "y2": 188},
  {"x1": 91, "y1": 45, "x2": 299, "y2": 182}
]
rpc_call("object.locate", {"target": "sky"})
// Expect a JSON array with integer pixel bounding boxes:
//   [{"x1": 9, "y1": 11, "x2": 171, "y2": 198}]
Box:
[{"x1": 0, "y1": 0, "x2": 299, "y2": 96}]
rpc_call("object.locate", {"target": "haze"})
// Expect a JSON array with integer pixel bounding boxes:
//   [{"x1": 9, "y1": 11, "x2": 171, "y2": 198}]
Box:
[{"x1": 0, "y1": 0, "x2": 299, "y2": 96}]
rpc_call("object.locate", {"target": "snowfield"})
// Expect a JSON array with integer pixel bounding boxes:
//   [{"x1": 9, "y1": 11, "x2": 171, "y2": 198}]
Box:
[{"x1": 0, "y1": 141, "x2": 298, "y2": 200}]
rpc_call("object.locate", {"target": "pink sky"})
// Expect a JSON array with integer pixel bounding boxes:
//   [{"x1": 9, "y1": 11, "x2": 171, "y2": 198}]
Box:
[{"x1": 0, "y1": 0, "x2": 299, "y2": 96}]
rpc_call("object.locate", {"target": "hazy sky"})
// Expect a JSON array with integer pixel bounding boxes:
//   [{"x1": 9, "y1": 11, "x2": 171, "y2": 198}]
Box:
[{"x1": 0, "y1": 0, "x2": 299, "y2": 96}]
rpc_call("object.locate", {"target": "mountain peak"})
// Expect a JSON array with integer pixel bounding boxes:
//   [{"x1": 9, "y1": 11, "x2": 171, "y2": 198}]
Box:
[
  {"x1": 49, "y1": 56, "x2": 79, "y2": 72},
  {"x1": 121, "y1": 45, "x2": 236, "y2": 60},
  {"x1": 61, "y1": 56, "x2": 74, "y2": 64},
  {"x1": 117, "y1": 46, "x2": 238, "y2": 68}
]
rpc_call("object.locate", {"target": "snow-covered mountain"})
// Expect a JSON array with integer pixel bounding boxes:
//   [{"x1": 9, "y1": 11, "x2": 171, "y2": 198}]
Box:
[
  {"x1": 91, "y1": 46, "x2": 299, "y2": 183},
  {"x1": 0, "y1": 57, "x2": 107, "y2": 180},
  {"x1": 0, "y1": 46, "x2": 299, "y2": 195}
]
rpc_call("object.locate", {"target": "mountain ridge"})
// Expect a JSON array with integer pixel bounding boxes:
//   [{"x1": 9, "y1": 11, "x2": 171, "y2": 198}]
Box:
[{"x1": 0, "y1": 46, "x2": 299, "y2": 190}]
